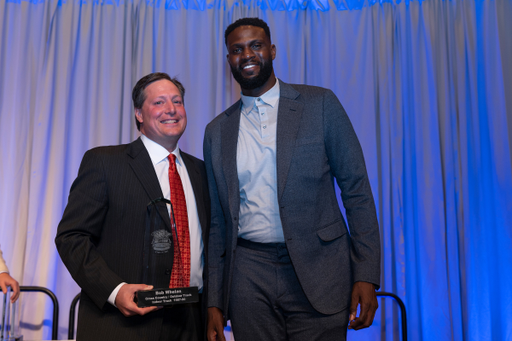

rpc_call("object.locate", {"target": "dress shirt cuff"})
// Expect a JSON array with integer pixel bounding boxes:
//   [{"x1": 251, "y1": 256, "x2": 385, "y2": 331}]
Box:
[
  {"x1": 0, "y1": 271, "x2": 8, "y2": 275},
  {"x1": 108, "y1": 282, "x2": 127, "y2": 307}
]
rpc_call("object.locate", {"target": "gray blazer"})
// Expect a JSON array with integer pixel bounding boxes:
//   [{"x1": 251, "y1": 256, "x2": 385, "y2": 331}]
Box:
[
  {"x1": 204, "y1": 81, "x2": 380, "y2": 318},
  {"x1": 56, "y1": 138, "x2": 210, "y2": 341}
]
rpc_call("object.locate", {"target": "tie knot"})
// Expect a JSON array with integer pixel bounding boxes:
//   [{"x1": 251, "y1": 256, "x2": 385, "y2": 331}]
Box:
[
  {"x1": 168, "y1": 154, "x2": 177, "y2": 173},
  {"x1": 168, "y1": 154, "x2": 176, "y2": 164}
]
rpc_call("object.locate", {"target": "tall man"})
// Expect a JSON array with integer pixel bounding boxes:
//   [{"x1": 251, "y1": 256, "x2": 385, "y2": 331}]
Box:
[
  {"x1": 204, "y1": 18, "x2": 381, "y2": 341},
  {"x1": 56, "y1": 72, "x2": 210, "y2": 341}
]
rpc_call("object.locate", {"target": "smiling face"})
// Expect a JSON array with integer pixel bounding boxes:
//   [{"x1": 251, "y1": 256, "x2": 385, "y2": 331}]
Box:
[
  {"x1": 135, "y1": 79, "x2": 187, "y2": 152},
  {"x1": 226, "y1": 25, "x2": 277, "y2": 97}
]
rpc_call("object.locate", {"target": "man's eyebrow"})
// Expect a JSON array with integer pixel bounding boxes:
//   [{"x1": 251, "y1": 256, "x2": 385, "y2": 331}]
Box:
[
  {"x1": 230, "y1": 39, "x2": 263, "y2": 47},
  {"x1": 151, "y1": 94, "x2": 181, "y2": 101}
]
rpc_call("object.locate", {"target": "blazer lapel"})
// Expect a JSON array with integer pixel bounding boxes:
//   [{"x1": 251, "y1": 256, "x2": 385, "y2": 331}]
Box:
[
  {"x1": 276, "y1": 82, "x2": 303, "y2": 201},
  {"x1": 127, "y1": 138, "x2": 170, "y2": 227},
  {"x1": 221, "y1": 101, "x2": 242, "y2": 219}
]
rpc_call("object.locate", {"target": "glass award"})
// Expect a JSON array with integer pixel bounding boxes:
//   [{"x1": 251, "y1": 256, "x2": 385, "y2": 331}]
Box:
[{"x1": 136, "y1": 198, "x2": 198, "y2": 307}]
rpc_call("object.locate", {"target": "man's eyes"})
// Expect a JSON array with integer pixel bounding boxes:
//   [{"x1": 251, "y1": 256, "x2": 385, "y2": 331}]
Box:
[{"x1": 233, "y1": 44, "x2": 261, "y2": 52}]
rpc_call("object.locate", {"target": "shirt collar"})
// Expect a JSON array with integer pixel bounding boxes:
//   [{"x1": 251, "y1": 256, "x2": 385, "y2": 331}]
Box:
[
  {"x1": 140, "y1": 134, "x2": 183, "y2": 166},
  {"x1": 240, "y1": 78, "x2": 280, "y2": 111}
]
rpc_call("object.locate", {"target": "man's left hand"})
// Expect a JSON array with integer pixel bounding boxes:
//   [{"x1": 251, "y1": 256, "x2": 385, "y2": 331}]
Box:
[{"x1": 348, "y1": 281, "x2": 378, "y2": 330}]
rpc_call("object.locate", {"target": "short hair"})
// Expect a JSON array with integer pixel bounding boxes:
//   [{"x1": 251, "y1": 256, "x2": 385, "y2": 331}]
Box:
[
  {"x1": 224, "y1": 17, "x2": 271, "y2": 46},
  {"x1": 132, "y1": 72, "x2": 185, "y2": 131}
]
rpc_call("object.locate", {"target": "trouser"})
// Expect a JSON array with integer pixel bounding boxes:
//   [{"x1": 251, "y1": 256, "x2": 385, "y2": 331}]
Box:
[{"x1": 229, "y1": 238, "x2": 349, "y2": 341}]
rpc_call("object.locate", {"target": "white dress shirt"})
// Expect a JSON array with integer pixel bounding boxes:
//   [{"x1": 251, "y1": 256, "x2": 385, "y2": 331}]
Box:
[{"x1": 108, "y1": 135, "x2": 204, "y2": 306}]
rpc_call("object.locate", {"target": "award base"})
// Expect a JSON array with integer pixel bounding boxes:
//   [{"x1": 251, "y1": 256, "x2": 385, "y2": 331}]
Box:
[{"x1": 136, "y1": 287, "x2": 199, "y2": 307}]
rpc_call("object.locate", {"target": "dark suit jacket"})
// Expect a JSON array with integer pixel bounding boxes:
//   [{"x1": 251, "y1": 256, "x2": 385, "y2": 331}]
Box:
[
  {"x1": 203, "y1": 81, "x2": 380, "y2": 318},
  {"x1": 56, "y1": 137, "x2": 210, "y2": 341}
]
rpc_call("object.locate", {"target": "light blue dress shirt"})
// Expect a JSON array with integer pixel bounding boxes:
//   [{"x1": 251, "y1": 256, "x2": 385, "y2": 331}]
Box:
[{"x1": 237, "y1": 79, "x2": 285, "y2": 243}]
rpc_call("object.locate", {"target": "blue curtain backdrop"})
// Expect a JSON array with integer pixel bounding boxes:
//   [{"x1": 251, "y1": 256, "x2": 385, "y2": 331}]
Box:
[{"x1": 0, "y1": 0, "x2": 511, "y2": 339}]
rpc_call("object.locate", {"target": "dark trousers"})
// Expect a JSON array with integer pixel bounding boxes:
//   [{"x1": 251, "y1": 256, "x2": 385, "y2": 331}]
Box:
[
  {"x1": 229, "y1": 238, "x2": 349, "y2": 341},
  {"x1": 159, "y1": 296, "x2": 204, "y2": 341}
]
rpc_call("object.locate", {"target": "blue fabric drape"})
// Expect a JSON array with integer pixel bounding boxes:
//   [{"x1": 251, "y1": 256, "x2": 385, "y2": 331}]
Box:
[{"x1": 0, "y1": 0, "x2": 511, "y2": 339}]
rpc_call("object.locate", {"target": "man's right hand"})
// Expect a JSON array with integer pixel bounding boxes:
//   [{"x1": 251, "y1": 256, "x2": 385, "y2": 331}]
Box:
[
  {"x1": 115, "y1": 284, "x2": 161, "y2": 317},
  {"x1": 0, "y1": 273, "x2": 20, "y2": 303},
  {"x1": 207, "y1": 307, "x2": 226, "y2": 341}
]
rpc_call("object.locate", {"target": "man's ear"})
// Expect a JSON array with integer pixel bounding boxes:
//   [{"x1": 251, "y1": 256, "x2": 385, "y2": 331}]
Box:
[
  {"x1": 271, "y1": 44, "x2": 276, "y2": 60},
  {"x1": 135, "y1": 108, "x2": 143, "y2": 124}
]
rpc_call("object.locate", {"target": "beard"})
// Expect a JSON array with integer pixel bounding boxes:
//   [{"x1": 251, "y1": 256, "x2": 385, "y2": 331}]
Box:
[{"x1": 230, "y1": 58, "x2": 273, "y2": 90}]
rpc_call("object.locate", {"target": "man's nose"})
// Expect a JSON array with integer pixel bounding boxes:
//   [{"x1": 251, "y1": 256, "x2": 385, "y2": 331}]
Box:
[
  {"x1": 165, "y1": 102, "x2": 176, "y2": 114},
  {"x1": 243, "y1": 48, "x2": 255, "y2": 59}
]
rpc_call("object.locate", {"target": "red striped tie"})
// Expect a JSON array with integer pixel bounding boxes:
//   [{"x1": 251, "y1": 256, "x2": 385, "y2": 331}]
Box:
[{"x1": 168, "y1": 154, "x2": 190, "y2": 288}]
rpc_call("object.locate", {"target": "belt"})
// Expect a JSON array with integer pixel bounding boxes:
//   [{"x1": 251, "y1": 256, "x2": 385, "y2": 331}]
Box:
[{"x1": 237, "y1": 238, "x2": 287, "y2": 253}]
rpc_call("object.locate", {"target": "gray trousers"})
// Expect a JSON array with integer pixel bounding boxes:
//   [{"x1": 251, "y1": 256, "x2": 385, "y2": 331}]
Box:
[{"x1": 229, "y1": 238, "x2": 349, "y2": 341}]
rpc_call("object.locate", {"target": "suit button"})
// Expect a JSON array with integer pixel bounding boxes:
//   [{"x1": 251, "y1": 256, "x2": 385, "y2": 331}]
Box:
[{"x1": 165, "y1": 269, "x2": 171, "y2": 275}]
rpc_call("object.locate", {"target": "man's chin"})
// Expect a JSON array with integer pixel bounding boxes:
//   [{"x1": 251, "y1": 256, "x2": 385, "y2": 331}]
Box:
[{"x1": 234, "y1": 75, "x2": 266, "y2": 90}]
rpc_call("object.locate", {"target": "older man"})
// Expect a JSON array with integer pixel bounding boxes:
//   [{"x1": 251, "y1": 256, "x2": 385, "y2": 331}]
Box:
[{"x1": 56, "y1": 72, "x2": 210, "y2": 341}]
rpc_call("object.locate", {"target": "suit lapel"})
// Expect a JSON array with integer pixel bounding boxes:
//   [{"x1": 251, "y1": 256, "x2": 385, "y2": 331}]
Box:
[
  {"x1": 221, "y1": 101, "x2": 242, "y2": 218},
  {"x1": 276, "y1": 82, "x2": 303, "y2": 201},
  {"x1": 221, "y1": 86, "x2": 302, "y2": 205},
  {"x1": 127, "y1": 138, "x2": 170, "y2": 227}
]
